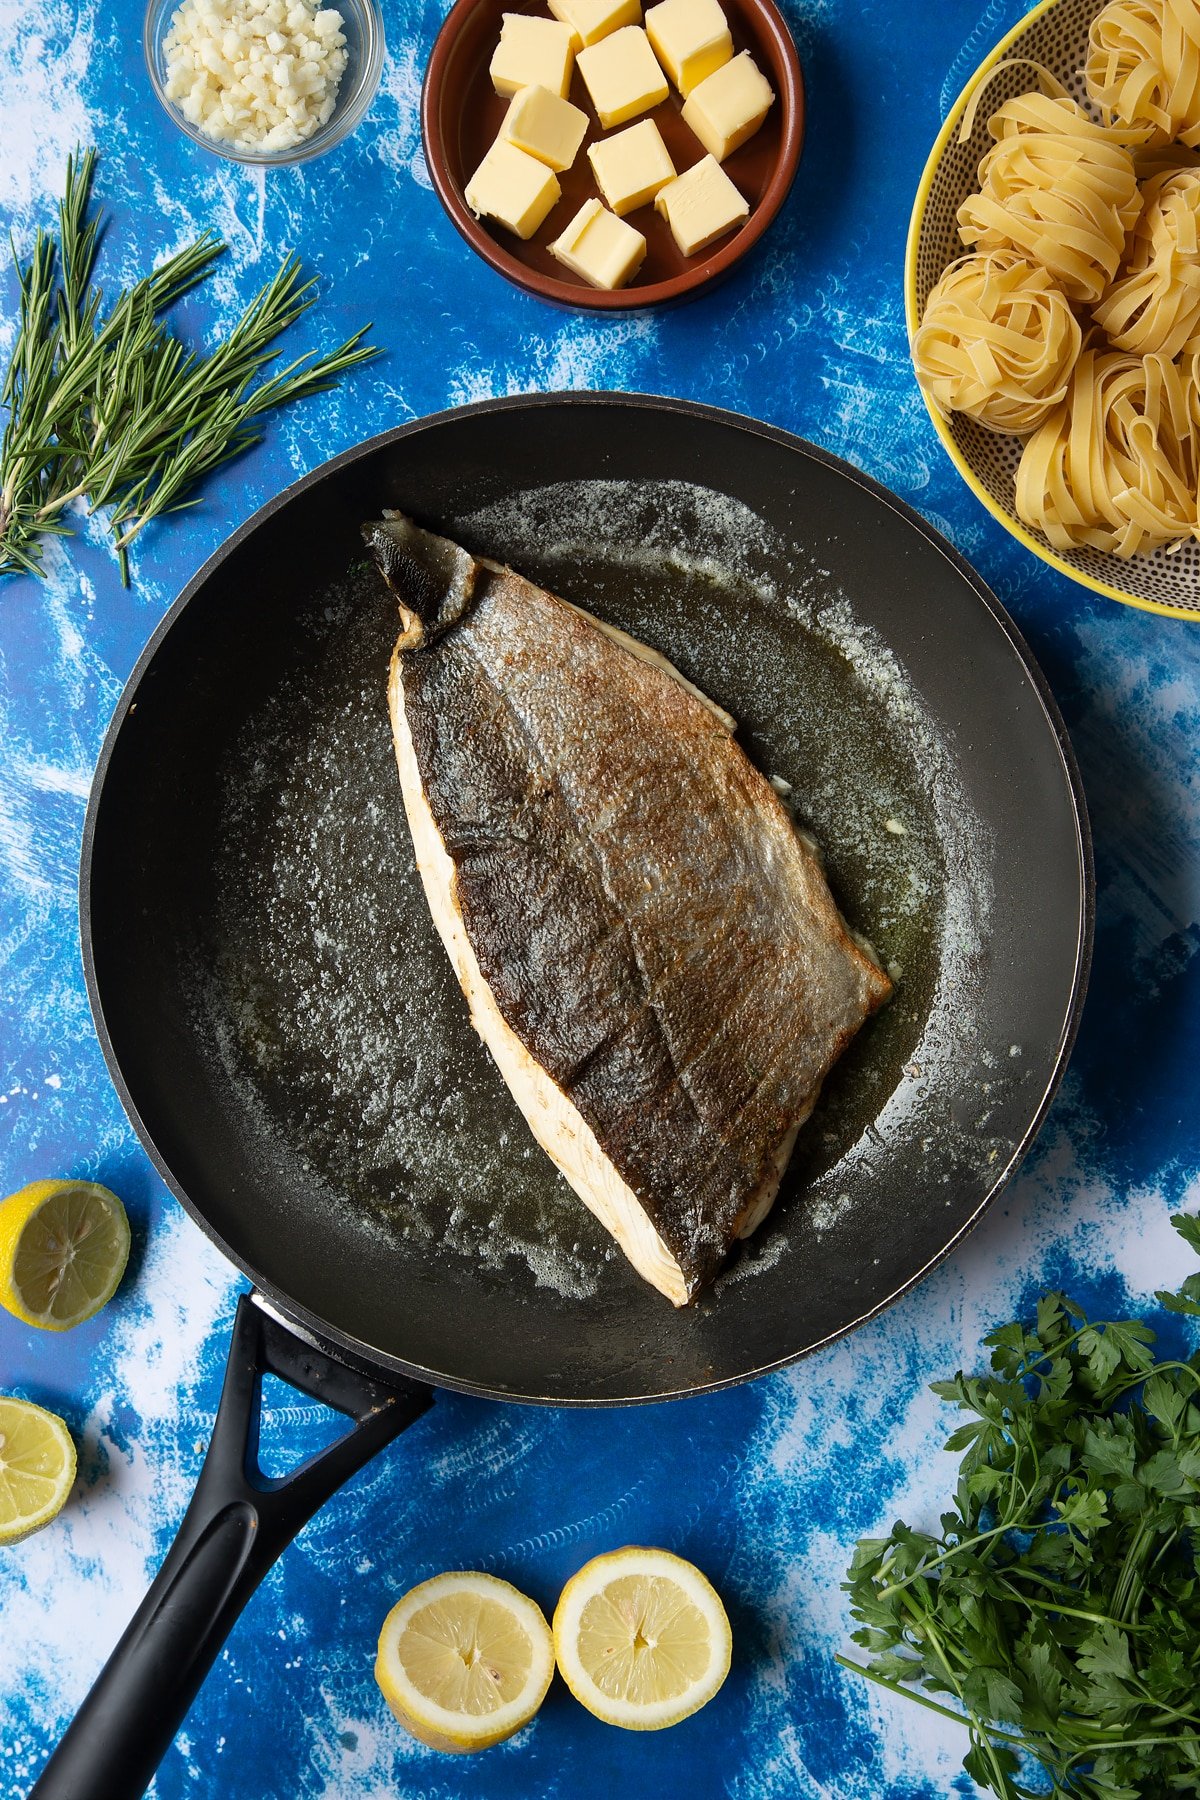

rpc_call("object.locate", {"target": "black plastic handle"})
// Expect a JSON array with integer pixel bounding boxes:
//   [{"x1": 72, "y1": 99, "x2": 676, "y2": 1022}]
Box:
[{"x1": 29, "y1": 1293, "x2": 432, "y2": 1800}]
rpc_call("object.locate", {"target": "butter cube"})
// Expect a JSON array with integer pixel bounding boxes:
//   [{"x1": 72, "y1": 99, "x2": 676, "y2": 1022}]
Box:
[
  {"x1": 548, "y1": 0, "x2": 641, "y2": 51},
  {"x1": 681, "y1": 50, "x2": 774, "y2": 159},
  {"x1": 645, "y1": 0, "x2": 731, "y2": 95},
  {"x1": 550, "y1": 197, "x2": 647, "y2": 287},
  {"x1": 501, "y1": 84, "x2": 589, "y2": 170},
  {"x1": 465, "y1": 138, "x2": 562, "y2": 238},
  {"x1": 588, "y1": 118, "x2": 675, "y2": 214},
  {"x1": 576, "y1": 26, "x2": 668, "y2": 129},
  {"x1": 489, "y1": 14, "x2": 575, "y2": 99},
  {"x1": 654, "y1": 153, "x2": 748, "y2": 254}
]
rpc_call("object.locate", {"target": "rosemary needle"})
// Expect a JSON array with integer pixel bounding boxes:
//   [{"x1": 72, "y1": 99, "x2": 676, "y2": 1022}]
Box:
[{"x1": 0, "y1": 150, "x2": 378, "y2": 584}]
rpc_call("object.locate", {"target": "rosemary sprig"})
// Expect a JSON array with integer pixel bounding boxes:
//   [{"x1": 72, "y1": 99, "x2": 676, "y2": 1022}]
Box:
[{"x1": 0, "y1": 150, "x2": 378, "y2": 583}]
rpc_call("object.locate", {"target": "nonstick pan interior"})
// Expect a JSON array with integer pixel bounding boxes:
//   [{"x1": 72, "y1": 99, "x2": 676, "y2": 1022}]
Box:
[{"x1": 82, "y1": 395, "x2": 1092, "y2": 1402}]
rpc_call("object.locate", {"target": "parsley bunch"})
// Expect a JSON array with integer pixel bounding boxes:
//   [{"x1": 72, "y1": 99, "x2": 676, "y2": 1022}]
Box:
[{"x1": 841, "y1": 1214, "x2": 1200, "y2": 1799}]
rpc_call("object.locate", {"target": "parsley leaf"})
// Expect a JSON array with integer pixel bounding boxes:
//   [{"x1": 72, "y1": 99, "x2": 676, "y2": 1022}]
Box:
[{"x1": 839, "y1": 1214, "x2": 1200, "y2": 1798}]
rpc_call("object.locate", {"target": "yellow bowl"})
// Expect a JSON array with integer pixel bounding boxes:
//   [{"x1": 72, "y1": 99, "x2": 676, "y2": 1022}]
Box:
[{"x1": 905, "y1": 0, "x2": 1200, "y2": 621}]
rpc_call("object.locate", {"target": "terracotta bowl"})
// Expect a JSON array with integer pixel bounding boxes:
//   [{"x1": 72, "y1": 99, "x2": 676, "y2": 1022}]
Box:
[{"x1": 421, "y1": 0, "x2": 805, "y2": 309}]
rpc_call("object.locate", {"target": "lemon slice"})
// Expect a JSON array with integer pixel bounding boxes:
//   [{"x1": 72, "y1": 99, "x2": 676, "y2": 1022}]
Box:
[
  {"x1": 0, "y1": 1179, "x2": 131, "y2": 1331},
  {"x1": 375, "y1": 1571, "x2": 555, "y2": 1752},
  {"x1": 553, "y1": 1546, "x2": 732, "y2": 1730},
  {"x1": 0, "y1": 1397, "x2": 77, "y2": 1544}
]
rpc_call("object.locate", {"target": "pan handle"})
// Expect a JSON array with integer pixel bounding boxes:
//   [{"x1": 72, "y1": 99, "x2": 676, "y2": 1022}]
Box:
[{"x1": 29, "y1": 1292, "x2": 433, "y2": 1800}]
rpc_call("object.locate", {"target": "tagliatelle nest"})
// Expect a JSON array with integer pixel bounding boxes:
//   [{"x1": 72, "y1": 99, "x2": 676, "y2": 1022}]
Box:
[
  {"x1": 1015, "y1": 345, "x2": 1200, "y2": 554},
  {"x1": 956, "y1": 90, "x2": 1142, "y2": 304},
  {"x1": 919, "y1": 53, "x2": 1200, "y2": 561},
  {"x1": 1086, "y1": 0, "x2": 1200, "y2": 147},
  {"x1": 913, "y1": 251, "x2": 1083, "y2": 434},
  {"x1": 1094, "y1": 165, "x2": 1200, "y2": 352}
]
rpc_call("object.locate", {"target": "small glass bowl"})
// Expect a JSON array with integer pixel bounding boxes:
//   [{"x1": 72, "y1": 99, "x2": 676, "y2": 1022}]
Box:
[{"x1": 144, "y1": 0, "x2": 385, "y2": 166}]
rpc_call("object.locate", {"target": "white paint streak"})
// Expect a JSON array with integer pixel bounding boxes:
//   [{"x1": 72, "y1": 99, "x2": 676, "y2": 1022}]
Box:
[
  {"x1": 5, "y1": 1213, "x2": 235, "y2": 1716},
  {"x1": 0, "y1": 0, "x2": 97, "y2": 212},
  {"x1": 446, "y1": 316, "x2": 657, "y2": 406}
]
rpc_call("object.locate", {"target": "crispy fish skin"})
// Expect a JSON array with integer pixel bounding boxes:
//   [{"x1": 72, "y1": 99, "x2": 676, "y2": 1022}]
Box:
[{"x1": 365, "y1": 514, "x2": 892, "y2": 1303}]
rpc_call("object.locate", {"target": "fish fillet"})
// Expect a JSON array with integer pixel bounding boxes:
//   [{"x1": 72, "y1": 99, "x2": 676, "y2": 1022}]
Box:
[{"x1": 365, "y1": 513, "x2": 892, "y2": 1305}]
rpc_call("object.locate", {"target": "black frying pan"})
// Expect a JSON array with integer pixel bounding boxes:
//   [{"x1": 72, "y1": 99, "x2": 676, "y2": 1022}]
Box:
[{"x1": 33, "y1": 394, "x2": 1092, "y2": 1800}]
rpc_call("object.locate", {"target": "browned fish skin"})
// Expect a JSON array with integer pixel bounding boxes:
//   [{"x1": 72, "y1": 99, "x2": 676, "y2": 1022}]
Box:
[{"x1": 365, "y1": 515, "x2": 892, "y2": 1297}]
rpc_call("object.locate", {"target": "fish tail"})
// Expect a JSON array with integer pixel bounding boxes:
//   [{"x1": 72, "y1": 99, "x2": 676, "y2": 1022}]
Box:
[{"x1": 363, "y1": 512, "x2": 479, "y2": 651}]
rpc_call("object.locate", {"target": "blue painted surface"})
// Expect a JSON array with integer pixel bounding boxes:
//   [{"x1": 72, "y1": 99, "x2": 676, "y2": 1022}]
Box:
[{"x1": 1, "y1": 0, "x2": 1198, "y2": 1794}]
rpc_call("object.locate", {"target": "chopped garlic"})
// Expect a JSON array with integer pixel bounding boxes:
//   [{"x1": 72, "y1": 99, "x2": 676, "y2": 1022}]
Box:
[{"x1": 163, "y1": 0, "x2": 348, "y2": 152}]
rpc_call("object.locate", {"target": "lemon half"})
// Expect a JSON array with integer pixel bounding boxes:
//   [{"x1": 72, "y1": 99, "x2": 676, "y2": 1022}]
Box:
[
  {"x1": 0, "y1": 1397, "x2": 77, "y2": 1545},
  {"x1": 375, "y1": 1571, "x2": 555, "y2": 1753},
  {"x1": 0, "y1": 1180, "x2": 131, "y2": 1331},
  {"x1": 553, "y1": 1546, "x2": 732, "y2": 1730}
]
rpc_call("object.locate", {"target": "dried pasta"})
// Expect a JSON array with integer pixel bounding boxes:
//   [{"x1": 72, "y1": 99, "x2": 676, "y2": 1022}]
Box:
[
  {"x1": 1086, "y1": 0, "x2": 1200, "y2": 147},
  {"x1": 916, "y1": 29, "x2": 1200, "y2": 563},
  {"x1": 1014, "y1": 347, "x2": 1199, "y2": 555},
  {"x1": 912, "y1": 252, "x2": 1082, "y2": 433},
  {"x1": 957, "y1": 90, "x2": 1141, "y2": 303},
  {"x1": 1094, "y1": 166, "x2": 1200, "y2": 352}
]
